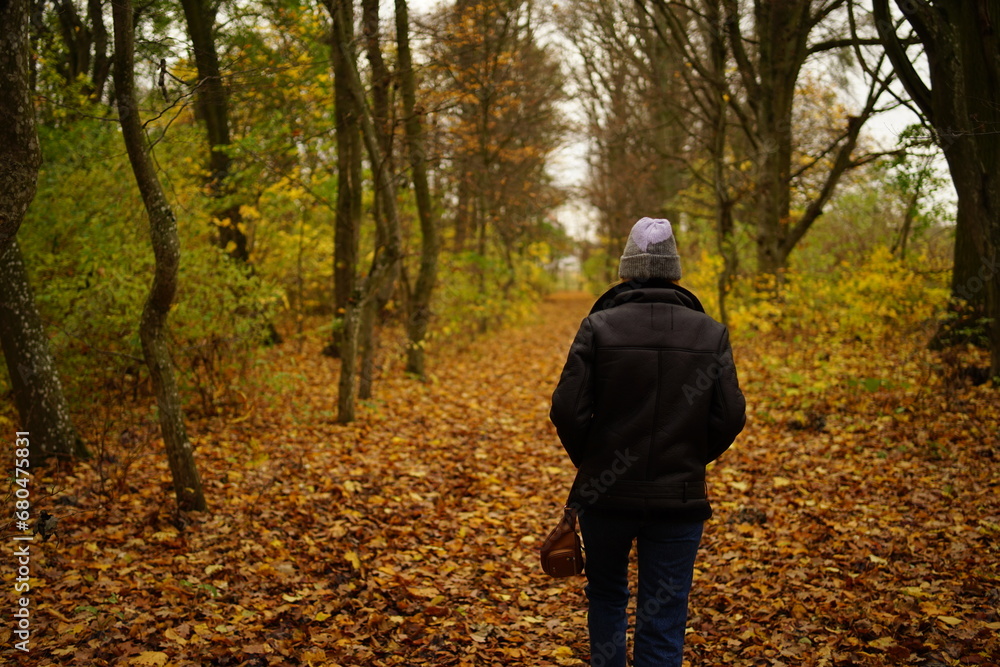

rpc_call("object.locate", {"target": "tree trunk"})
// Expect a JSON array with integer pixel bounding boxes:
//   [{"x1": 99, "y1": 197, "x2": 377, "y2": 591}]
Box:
[
  {"x1": 0, "y1": 241, "x2": 88, "y2": 464},
  {"x1": 0, "y1": 0, "x2": 83, "y2": 465},
  {"x1": 112, "y1": 0, "x2": 207, "y2": 511},
  {"x1": 640, "y1": 1, "x2": 685, "y2": 222},
  {"x1": 327, "y1": 0, "x2": 403, "y2": 422},
  {"x1": 737, "y1": 0, "x2": 805, "y2": 273},
  {"x1": 53, "y1": 0, "x2": 92, "y2": 87},
  {"x1": 0, "y1": 0, "x2": 41, "y2": 256},
  {"x1": 357, "y1": 0, "x2": 398, "y2": 400},
  {"x1": 396, "y1": 0, "x2": 439, "y2": 379},
  {"x1": 179, "y1": 0, "x2": 249, "y2": 263},
  {"x1": 705, "y1": 0, "x2": 737, "y2": 327},
  {"x1": 875, "y1": 0, "x2": 1000, "y2": 378},
  {"x1": 327, "y1": 0, "x2": 362, "y2": 359},
  {"x1": 358, "y1": 297, "x2": 379, "y2": 400},
  {"x1": 938, "y1": 3, "x2": 1000, "y2": 378},
  {"x1": 88, "y1": 0, "x2": 111, "y2": 102}
]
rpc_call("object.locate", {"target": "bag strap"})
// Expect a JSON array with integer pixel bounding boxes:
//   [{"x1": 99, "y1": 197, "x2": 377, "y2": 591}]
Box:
[{"x1": 562, "y1": 505, "x2": 578, "y2": 528}]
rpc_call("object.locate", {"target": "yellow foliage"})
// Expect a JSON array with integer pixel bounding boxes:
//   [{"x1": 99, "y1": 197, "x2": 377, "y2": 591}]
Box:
[{"x1": 726, "y1": 246, "x2": 946, "y2": 341}]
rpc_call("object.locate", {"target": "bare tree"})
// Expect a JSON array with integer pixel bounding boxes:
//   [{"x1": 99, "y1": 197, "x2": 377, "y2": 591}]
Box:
[
  {"x1": 558, "y1": 0, "x2": 690, "y2": 280},
  {"x1": 112, "y1": 0, "x2": 206, "y2": 510},
  {"x1": 639, "y1": 0, "x2": 740, "y2": 323},
  {"x1": 873, "y1": 0, "x2": 1000, "y2": 380},
  {"x1": 722, "y1": 0, "x2": 892, "y2": 273}
]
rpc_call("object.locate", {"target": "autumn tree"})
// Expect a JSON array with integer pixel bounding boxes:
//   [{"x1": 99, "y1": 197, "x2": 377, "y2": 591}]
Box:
[
  {"x1": 633, "y1": 0, "x2": 742, "y2": 323},
  {"x1": 0, "y1": 243, "x2": 90, "y2": 465},
  {"x1": 426, "y1": 0, "x2": 565, "y2": 288},
  {"x1": 325, "y1": 0, "x2": 362, "y2": 360},
  {"x1": 557, "y1": 0, "x2": 691, "y2": 281},
  {"x1": 356, "y1": 0, "x2": 398, "y2": 400},
  {"x1": 34, "y1": 0, "x2": 113, "y2": 102},
  {"x1": 873, "y1": 0, "x2": 1000, "y2": 380},
  {"x1": 112, "y1": 0, "x2": 206, "y2": 510}
]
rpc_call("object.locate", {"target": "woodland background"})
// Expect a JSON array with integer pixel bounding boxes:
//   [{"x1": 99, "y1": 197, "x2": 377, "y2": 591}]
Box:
[{"x1": 0, "y1": 0, "x2": 998, "y2": 665}]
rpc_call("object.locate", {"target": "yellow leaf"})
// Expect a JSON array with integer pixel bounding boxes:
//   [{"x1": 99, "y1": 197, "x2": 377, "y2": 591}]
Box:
[
  {"x1": 345, "y1": 550, "x2": 361, "y2": 570},
  {"x1": 164, "y1": 627, "x2": 186, "y2": 645},
  {"x1": 937, "y1": 616, "x2": 962, "y2": 626},
  {"x1": 314, "y1": 611, "x2": 331, "y2": 622},
  {"x1": 129, "y1": 652, "x2": 168, "y2": 666},
  {"x1": 773, "y1": 476, "x2": 792, "y2": 488},
  {"x1": 151, "y1": 530, "x2": 177, "y2": 542},
  {"x1": 301, "y1": 648, "x2": 326, "y2": 662},
  {"x1": 407, "y1": 586, "x2": 440, "y2": 598}
]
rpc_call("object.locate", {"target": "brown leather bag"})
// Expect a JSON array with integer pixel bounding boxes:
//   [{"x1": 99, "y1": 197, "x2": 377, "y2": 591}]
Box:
[{"x1": 540, "y1": 507, "x2": 584, "y2": 577}]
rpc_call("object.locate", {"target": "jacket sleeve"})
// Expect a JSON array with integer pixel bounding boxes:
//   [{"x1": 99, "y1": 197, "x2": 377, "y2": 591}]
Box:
[
  {"x1": 550, "y1": 317, "x2": 596, "y2": 467},
  {"x1": 706, "y1": 328, "x2": 746, "y2": 462}
]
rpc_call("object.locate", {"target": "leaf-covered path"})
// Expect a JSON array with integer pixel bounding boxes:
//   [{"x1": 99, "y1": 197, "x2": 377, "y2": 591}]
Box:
[{"x1": 3, "y1": 293, "x2": 999, "y2": 666}]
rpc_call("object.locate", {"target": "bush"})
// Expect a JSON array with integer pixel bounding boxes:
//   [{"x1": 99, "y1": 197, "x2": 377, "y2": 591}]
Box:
[{"x1": 11, "y1": 116, "x2": 282, "y2": 416}]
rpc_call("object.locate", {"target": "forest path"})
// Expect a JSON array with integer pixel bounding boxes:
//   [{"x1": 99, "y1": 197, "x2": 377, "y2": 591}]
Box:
[{"x1": 7, "y1": 293, "x2": 999, "y2": 666}]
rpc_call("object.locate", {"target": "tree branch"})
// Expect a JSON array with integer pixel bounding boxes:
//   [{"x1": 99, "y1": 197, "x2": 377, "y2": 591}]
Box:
[
  {"x1": 872, "y1": 0, "x2": 933, "y2": 122},
  {"x1": 722, "y1": 0, "x2": 760, "y2": 104},
  {"x1": 808, "y1": 35, "x2": 918, "y2": 55}
]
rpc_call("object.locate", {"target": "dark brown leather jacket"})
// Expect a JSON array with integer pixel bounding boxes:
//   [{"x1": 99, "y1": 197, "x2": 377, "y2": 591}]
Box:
[{"x1": 550, "y1": 279, "x2": 746, "y2": 521}]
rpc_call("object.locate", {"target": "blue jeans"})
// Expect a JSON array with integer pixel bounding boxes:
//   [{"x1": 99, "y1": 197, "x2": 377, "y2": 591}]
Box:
[{"x1": 578, "y1": 512, "x2": 704, "y2": 667}]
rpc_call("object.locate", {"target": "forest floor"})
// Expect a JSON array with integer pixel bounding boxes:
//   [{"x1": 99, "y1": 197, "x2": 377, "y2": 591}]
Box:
[{"x1": 2, "y1": 292, "x2": 999, "y2": 667}]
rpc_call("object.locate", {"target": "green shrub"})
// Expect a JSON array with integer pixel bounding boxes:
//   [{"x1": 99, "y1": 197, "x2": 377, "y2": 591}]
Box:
[{"x1": 12, "y1": 116, "x2": 282, "y2": 416}]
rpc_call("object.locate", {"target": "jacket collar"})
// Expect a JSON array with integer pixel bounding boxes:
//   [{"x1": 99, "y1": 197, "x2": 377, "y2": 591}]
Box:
[{"x1": 589, "y1": 278, "x2": 706, "y2": 315}]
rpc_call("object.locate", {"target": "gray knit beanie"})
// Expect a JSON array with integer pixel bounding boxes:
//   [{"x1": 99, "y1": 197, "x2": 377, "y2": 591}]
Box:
[{"x1": 618, "y1": 217, "x2": 682, "y2": 281}]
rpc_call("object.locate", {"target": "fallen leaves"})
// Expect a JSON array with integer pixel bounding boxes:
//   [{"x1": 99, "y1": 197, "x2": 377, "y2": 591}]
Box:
[{"x1": 2, "y1": 293, "x2": 997, "y2": 666}]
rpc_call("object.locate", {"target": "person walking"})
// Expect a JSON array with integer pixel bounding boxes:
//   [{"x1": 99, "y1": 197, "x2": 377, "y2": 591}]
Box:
[{"x1": 550, "y1": 217, "x2": 746, "y2": 667}]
